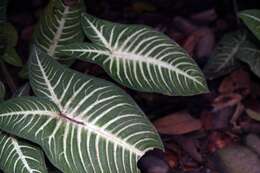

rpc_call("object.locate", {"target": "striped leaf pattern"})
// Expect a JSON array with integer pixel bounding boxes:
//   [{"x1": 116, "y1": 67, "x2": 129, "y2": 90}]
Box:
[
  {"x1": 0, "y1": 131, "x2": 48, "y2": 173},
  {"x1": 203, "y1": 31, "x2": 255, "y2": 79},
  {"x1": 33, "y1": 0, "x2": 85, "y2": 59},
  {"x1": 59, "y1": 13, "x2": 208, "y2": 96},
  {"x1": 2, "y1": 47, "x2": 165, "y2": 173},
  {"x1": 240, "y1": 9, "x2": 260, "y2": 40}
]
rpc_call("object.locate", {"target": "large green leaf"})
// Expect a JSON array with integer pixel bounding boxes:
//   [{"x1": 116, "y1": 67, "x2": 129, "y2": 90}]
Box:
[
  {"x1": 0, "y1": 132, "x2": 48, "y2": 173},
  {"x1": 203, "y1": 31, "x2": 256, "y2": 79},
  {"x1": 58, "y1": 13, "x2": 208, "y2": 96},
  {"x1": 0, "y1": 47, "x2": 163, "y2": 173},
  {"x1": 239, "y1": 9, "x2": 260, "y2": 40},
  {"x1": 33, "y1": 0, "x2": 85, "y2": 59}
]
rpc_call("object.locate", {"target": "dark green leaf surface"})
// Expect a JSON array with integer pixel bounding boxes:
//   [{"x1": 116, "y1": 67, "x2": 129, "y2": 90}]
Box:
[
  {"x1": 204, "y1": 31, "x2": 256, "y2": 79},
  {"x1": 0, "y1": 47, "x2": 163, "y2": 173},
  {"x1": 240, "y1": 9, "x2": 260, "y2": 40},
  {"x1": 33, "y1": 0, "x2": 85, "y2": 59},
  {"x1": 59, "y1": 13, "x2": 208, "y2": 96},
  {"x1": 0, "y1": 132, "x2": 48, "y2": 173}
]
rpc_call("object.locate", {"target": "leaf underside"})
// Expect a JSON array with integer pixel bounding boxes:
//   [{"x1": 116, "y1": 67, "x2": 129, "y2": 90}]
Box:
[
  {"x1": 33, "y1": 0, "x2": 85, "y2": 59},
  {"x1": 59, "y1": 13, "x2": 208, "y2": 96},
  {"x1": 0, "y1": 47, "x2": 163, "y2": 173},
  {"x1": 203, "y1": 31, "x2": 257, "y2": 79}
]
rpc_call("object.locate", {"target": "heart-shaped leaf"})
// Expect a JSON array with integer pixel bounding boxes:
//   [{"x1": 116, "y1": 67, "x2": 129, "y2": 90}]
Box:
[
  {"x1": 0, "y1": 47, "x2": 163, "y2": 173},
  {"x1": 0, "y1": 131, "x2": 48, "y2": 173},
  {"x1": 33, "y1": 0, "x2": 85, "y2": 59},
  {"x1": 204, "y1": 31, "x2": 256, "y2": 79},
  {"x1": 59, "y1": 13, "x2": 208, "y2": 96},
  {"x1": 240, "y1": 9, "x2": 260, "y2": 40}
]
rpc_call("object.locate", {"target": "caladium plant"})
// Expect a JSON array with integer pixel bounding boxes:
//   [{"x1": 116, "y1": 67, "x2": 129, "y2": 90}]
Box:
[
  {"x1": 0, "y1": 47, "x2": 163, "y2": 173},
  {"x1": 58, "y1": 13, "x2": 208, "y2": 96}
]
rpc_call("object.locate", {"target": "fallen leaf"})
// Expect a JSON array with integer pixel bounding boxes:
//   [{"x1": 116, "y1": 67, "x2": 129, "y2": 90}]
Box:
[
  {"x1": 154, "y1": 111, "x2": 202, "y2": 135},
  {"x1": 176, "y1": 137, "x2": 203, "y2": 162},
  {"x1": 218, "y1": 69, "x2": 251, "y2": 96},
  {"x1": 182, "y1": 27, "x2": 215, "y2": 58},
  {"x1": 212, "y1": 93, "x2": 242, "y2": 111}
]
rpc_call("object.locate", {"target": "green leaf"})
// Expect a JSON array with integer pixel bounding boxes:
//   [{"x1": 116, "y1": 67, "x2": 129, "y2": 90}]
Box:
[
  {"x1": 203, "y1": 31, "x2": 255, "y2": 79},
  {"x1": 0, "y1": 47, "x2": 164, "y2": 173},
  {"x1": 237, "y1": 47, "x2": 260, "y2": 78},
  {"x1": 0, "y1": 0, "x2": 8, "y2": 23},
  {"x1": 58, "y1": 14, "x2": 208, "y2": 96},
  {"x1": 3, "y1": 48, "x2": 23, "y2": 67},
  {"x1": 33, "y1": 0, "x2": 85, "y2": 59},
  {"x1": 0, "y1": 131, "x2": 48, "y2": 173},
  {"x1": 0, "y1": 23, "x2": 18, "y2": 48},
  {"x1": 19, "y1": 65, "x2": 29, "y2": 79},
  {"x1": 239, "y1": 9, "x2": 260, "y2": 40},
  {"x1": 0, "y1": 81, "x2": 5, "y2": 101}
]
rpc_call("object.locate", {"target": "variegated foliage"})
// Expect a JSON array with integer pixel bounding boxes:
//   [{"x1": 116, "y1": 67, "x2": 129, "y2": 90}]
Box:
[
  {"x1": 0, "y1": 82, "x2": 48, "y2": 173},
  {"x1": 204, "y1": 31, "x2": 257, "y2": 79},
  {"x1": 33, "y1": 0, "x2": 85, "y2": 59},
  {"x1": 58, "y1": 13, "x2": 208, "y2": 96},
  {"x1": 240, "y1": 9, "x2": 260, "y2": 40},
  {"x1": 0, "y1": 47, "x2": 163, "y2": 173},
  {"x1": 0, "y1": 132, "x2": 48, "y2": 173}
]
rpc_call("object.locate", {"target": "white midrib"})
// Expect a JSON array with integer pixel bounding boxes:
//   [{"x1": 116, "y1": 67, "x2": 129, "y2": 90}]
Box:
[
  {"x1": 84, "y1": 18, "x2": 204, "y2": 86},
  {"x1": 35, "y1": 51, "x2": 63, "y2": 110},
  {"x1": 113, "y1": 50, "x2": 203, "y2": 86},
  {"x1": 217, "y1": 33, "x2": 246, "y2": 71},
  {"x1": 11, "y1": 138, "x2": 34, "y2": 173},
  {"x1": 0, "y1": 110, "x2": 145, "y2": 156},
  {"x1": 48, "y1": 6, "x2": 70, "y2": 56},
  {"x1": 65, "y1": 48, "x2": 203, "y2": 86},
  {"x1": 240, "y1": 13, "x2": 260, "y2": 22}
]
